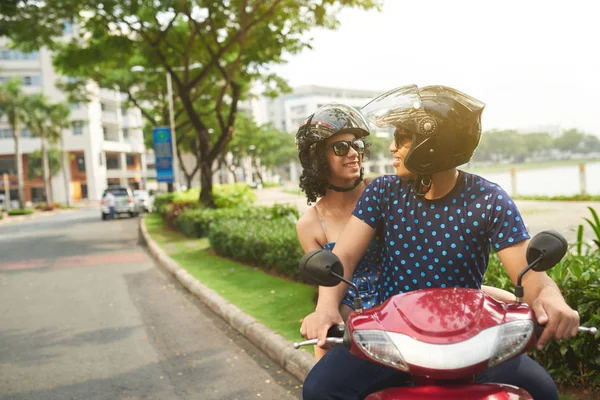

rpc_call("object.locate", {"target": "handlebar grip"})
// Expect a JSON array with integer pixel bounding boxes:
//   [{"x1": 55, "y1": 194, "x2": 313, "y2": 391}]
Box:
[
  {"x1": 327, "y1": 324, "x2": 345, "y2": 338},
  {"x1": 534, "y1": 319, "x2": 545, "y2": 339}
]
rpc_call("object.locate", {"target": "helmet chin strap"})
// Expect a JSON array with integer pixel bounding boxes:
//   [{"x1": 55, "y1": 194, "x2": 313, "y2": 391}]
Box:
[
  {"x1": 411, "y1": 175, "x2": 432, "y2": 197},
  {"x1": 326, "y1": 168, "x2": 364, "y2": 192}
]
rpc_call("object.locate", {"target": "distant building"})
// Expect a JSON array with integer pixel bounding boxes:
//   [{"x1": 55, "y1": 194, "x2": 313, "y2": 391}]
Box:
[{"x1": 0, "y1": 27, "x2": 145, "y2": 204}]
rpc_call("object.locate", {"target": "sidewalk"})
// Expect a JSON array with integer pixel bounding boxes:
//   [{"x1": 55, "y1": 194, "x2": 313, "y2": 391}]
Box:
[{"x1": 0, "y1": 201, "x2": 96, "y2": 226}]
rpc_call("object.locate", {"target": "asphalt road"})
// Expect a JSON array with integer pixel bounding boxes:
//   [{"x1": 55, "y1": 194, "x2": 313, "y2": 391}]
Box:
[{"x1": 0, "y1": 209, "x2": 302, "y2": 400}]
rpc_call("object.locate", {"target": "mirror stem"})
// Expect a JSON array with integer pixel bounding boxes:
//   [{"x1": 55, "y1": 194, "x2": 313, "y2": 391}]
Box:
[
  {"x1": 330, "y1": 271, "x2": 364, "y2": 312},
  {"x1": 515, "y1": 254, "x2": 544, "y2": 303}
]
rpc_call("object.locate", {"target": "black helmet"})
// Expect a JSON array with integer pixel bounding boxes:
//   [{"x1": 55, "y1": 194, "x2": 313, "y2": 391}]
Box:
[
  {"x1": 362, "y1": 85, "x2": 485, "y2": 175},
  {"x1": 295, "y1": 103, "x2": 371, "y2": 202},
  {"x1": 296, "y1": 103, "x2": 370, "y2": 172}
]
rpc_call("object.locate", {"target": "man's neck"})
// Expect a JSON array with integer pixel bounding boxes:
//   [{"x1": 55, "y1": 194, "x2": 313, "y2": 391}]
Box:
[{"x1": 423, "y1": 169, "x2": 459, "y2": 200}]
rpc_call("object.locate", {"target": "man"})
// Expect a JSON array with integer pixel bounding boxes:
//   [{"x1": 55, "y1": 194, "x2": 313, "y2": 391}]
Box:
[
  {"x1": 104, "y1": 189, "x2": 116, "y2": 220},
  {"x1": 300, "y1": 85, "x2": 579, "y2": 399}
]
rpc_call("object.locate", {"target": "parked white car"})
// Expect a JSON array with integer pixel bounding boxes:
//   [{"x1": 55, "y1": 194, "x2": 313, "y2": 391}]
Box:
[
  {"x1": 133, "y1": 189, "x2": 154, "y2": 213},
  {"x1": 101, "y1": 187, "x2": 141, "y2": 220}
]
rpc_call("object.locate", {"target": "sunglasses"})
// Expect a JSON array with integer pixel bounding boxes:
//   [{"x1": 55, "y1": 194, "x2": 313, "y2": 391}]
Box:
[
  {"x1": 394, "y1": 131, "x2": 412, "y2": 148},
  {"x1": 329, "y1": 139, "x2": 365, "y2": 156}
]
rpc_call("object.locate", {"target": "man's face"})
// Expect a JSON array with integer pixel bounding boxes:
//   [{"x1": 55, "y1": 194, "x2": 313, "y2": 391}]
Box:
[{"x1": 389, "y1": 129, "x2": 416, "y2": 180}]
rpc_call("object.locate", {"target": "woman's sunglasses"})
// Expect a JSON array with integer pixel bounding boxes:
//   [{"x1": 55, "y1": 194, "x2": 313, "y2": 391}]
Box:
[{"x1": 329, "y1": 139, "x2": 365, "y2": 157}]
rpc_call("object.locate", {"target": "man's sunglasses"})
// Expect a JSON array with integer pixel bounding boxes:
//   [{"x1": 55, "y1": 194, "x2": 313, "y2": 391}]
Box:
[
  {"x1": 328, "y1": 139, "x2": 365, "y2": 156},
  {"x1": 394, "y1": 131, "x2": 412, "y2": 148}
]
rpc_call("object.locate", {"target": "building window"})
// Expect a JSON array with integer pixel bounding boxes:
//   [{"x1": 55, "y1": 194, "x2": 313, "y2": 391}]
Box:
[
  {"x1": 126, "y1": 155, "x2": 136, "y2": 167},
  {"x1": 72, "y1": 121, "x2": 83, "y2": 135},
  {"x1": 76, "y1": 155, "x2": 86, "y2": 172},
  {"x1": 70, "y1": 102, "x2": 81, "y2": 110},
  {"x1": 31, "y1": 187, "x2": 46, "y2": 203},
  {"x1": 106, "y1": 155, "x2": 120, "y2": 170},
  {"x1": 21, "y1": 128, "x2": 32, "y2": 138},
  {"x1": 101, "y1": 103, "x2": 106, "y2": 111},
  {"x1": 0, "y1": 157, "x2": 16, "y2": 175},
  {"x1": 123, "y1": 128, "x2": 129, "y2": 139},
  {"x1": 0, "y1": 128, "x2": 12, "y2": 139},
  {"x1": 0, "y1": 49, "x2": 39, "y2": 61},
  {"x1": 102, "y1": 126, "x2": 108, "y2": 140},
  {"x1": 99, "y1": 152, "x2": 103, "y2": 166}
]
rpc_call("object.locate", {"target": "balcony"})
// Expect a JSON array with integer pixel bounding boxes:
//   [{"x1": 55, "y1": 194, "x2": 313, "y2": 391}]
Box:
[{"x1": 101, "y1": 110, "x2": 119, "y2": 125}]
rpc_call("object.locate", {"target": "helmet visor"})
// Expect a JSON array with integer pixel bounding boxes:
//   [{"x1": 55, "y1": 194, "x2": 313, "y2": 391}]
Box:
[
  {"x1": 304, "y1": 103, "x2": 371, "y2": 140},
  {"x1": 361, "y1": 85, "x2": 426, "y2": 132}
]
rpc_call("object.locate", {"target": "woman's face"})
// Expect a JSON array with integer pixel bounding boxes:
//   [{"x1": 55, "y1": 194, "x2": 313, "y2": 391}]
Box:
[
  {"x1": 324, "y1": 132, "x2": 363, "y2": 185},
  {"x1": 389, "y1": 129, "x2": 416, "y2": 180}
]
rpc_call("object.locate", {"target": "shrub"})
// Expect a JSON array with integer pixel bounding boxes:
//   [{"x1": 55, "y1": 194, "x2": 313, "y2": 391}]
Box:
[
  {"x1": 483, "y1": 250, "x2": 600, "y2": 389},
  {"x1": 175, "y1": 204, "x2": 299, "y2": 238},
  {"x1": 7, "y1": 208, "x2": 35, "y2": 216},
  {"x1": 213, "y1": 184, "x2": 256, "y2": 208},
  {"x1": 208, "y1": 217, "x2": 304, "y2": 279}
]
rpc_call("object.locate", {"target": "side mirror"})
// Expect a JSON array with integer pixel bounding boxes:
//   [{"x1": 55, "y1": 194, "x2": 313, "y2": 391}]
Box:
[
  {"x1": 299, "y1": 250, "x2": 343, "y2": 286},
  {"x1": 526, "y1": 230, "x2": 568, "y2": 272}
]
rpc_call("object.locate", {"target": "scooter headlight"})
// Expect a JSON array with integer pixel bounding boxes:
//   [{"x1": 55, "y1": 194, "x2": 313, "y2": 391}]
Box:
[
  {"x1": 353, "y1": 330, "x2": 409, "y2": 371},
  {"x1": 489, "y1": 320, "x2": 533, "y2": 367}
]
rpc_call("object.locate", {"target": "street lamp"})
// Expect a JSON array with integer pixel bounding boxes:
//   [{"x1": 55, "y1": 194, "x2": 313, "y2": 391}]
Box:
[{"x1": 130, "y1": 64, "x2": 200, "y2": 191}]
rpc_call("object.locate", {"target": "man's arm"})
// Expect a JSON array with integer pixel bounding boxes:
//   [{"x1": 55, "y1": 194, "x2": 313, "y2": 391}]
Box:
[{"x1": 497, "y1": 241, "x2": 579, "y2": 349}]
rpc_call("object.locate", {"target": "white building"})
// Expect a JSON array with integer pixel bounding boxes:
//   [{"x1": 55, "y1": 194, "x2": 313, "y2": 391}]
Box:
[{"x1": 0, "y1": 29, "x2": 146, "y2": 204}]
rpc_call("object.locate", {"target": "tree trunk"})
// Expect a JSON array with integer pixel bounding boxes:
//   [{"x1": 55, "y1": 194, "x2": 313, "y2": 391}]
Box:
[
  {"x1": 185, "y1": 174, "x2": 193, "y2": 191},
  {"x1": 60, "y1": 135, "x2": 72, "y2": 206},
  {"x1": 12, "y1": 131, "x2": 25, "y2": 209},
  {"x1": 199, "y1": 160, "x2": 215, "y2": 208},
  {"x1": 41, "y1": 135, "x2": 53, "y2": 204},
  {"x1": 252, "y1": 158, "x2": 263, "y2": 183}
]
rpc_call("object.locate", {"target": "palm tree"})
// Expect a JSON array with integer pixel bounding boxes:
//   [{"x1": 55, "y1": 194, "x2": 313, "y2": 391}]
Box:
[
  {"x1": 0, "y1": 77, "x2": 27, "y2": 209},
  {"x1": 24, "y1": 95, "x2": 70, "y2": 205}
]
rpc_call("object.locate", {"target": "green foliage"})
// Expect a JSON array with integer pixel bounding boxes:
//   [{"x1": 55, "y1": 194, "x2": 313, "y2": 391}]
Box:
[
  {"x1": 7, "y1": 208, "x2": 34, "y2": 216},
  {"x1": 583, "y1": 207, "x2": 600, "y2": 250},
  {"x1": 175, "y1": 204, "x2": 299, "y2": 238},
  {"x1": 6, "y1": 0, "x2": 380, "y2": 207},
  {"x1": 213, "y1": 184, "x2": 257, "y2": 209},
  {"x1": 483, "y1": 250, "x2": 600, "y2": 389},
  {"x1": 473, "y1": 128, "x2": 600, "y2": 164},
  {"x1": 27, "y1": 148, "x2": 62, "y2": 179},
  {"x1": 208, "y1": 218, "x2": 305, "y2": 280}
]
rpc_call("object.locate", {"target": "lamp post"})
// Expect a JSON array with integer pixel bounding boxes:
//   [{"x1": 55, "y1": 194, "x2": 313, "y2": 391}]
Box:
[{"x1": 131, "y1": 65, "x2": 201, "y2": 192}]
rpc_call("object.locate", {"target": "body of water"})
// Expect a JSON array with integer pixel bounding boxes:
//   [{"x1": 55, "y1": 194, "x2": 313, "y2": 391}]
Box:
[{"x1": 472, "y1": 162, "x2": 600, "y2": 197}]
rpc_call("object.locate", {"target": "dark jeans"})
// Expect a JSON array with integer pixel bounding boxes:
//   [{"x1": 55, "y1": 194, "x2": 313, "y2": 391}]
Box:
[
  {"x1": 302, "y1": 345, "x2": 558, "y2": 400},
  {"x1": 109, "y1": 206, "x2": 116, "y2": 219}
]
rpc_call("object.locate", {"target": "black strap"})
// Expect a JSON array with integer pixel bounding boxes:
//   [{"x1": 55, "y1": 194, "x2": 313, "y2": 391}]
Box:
[
  {"x1": 326, "y1": 168, "x2": 364, "y2": 192},
  {"x1": 411, "y1": 175, "x2": 432, "y2": 197}
]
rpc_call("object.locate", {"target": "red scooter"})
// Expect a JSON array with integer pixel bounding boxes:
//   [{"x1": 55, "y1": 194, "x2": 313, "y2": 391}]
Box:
[{"x1": 295, "y1": 231, "x2": 597, "y2": 399}]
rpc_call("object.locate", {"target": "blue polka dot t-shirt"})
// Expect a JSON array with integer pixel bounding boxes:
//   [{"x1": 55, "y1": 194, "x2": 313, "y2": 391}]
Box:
[{"x1": 352, "y1": 172, "x2": 529, "y2": 302}]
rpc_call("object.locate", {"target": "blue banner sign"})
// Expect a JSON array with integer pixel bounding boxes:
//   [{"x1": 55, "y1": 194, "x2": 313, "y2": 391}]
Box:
[{"x1": 152, "y1": 127, "x2": 174, "y2": 183}]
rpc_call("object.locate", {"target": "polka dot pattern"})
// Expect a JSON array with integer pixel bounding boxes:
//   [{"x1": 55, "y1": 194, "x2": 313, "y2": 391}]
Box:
[
  {"x1": 324, "y1": 238, "x2": 382, "y2": 309},
  {"x1": 353, "y1": 173, "x2": 529, "y2": 302}
]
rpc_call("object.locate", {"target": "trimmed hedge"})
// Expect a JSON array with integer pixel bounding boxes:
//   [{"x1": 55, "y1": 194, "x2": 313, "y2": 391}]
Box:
[
  {"x1": 484, "y1": 250, "x2": 600, "y2": 389},
  {"x1": 175, "y1": 204, "x2": 299, "y2": 238},
  {"x1": 7, "y1": 208, "x2": 35, "y2": 216},
  {"x1": 208, "y1": 217, "x2": 304, "y2": 280}
]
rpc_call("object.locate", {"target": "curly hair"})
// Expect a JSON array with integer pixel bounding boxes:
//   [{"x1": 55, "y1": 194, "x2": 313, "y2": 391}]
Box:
[{"x1": 299, "y1": 140, "x2": 371, "y2": 205}]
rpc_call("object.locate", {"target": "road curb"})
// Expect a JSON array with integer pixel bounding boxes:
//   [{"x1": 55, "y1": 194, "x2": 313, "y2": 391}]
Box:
[
  {"x1": 138, "y1": 217, "x2": 316, "y2": 383},
  {"x1": 0, "y1": 208, "x2": 77, "y2": 226}
]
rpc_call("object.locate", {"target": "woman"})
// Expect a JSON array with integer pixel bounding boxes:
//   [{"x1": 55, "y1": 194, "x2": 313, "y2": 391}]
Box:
[{"x1": 295, "y1": 103, "x2": 382, "y2": 359}]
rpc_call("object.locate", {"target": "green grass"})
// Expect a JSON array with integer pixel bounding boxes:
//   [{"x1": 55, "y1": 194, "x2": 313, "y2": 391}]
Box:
[{"x1": 145, "y1": 213, "x2": 316, "y2": 347}]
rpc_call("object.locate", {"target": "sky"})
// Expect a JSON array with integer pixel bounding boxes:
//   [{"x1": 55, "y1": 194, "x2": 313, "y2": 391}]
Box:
[{"x1": 270, "y1": 0, "x2": 600, "y2": 136}]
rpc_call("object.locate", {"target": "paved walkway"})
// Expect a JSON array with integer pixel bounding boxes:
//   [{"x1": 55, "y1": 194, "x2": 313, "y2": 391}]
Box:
[{"x1": 255, "y1": 187, "x2": 600, "y2": 245}]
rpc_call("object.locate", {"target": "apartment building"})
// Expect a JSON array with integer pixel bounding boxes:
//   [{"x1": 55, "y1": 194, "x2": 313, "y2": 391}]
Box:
[{"x1": 0, "y1": 28, "x2": 146, "y2": 204}]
